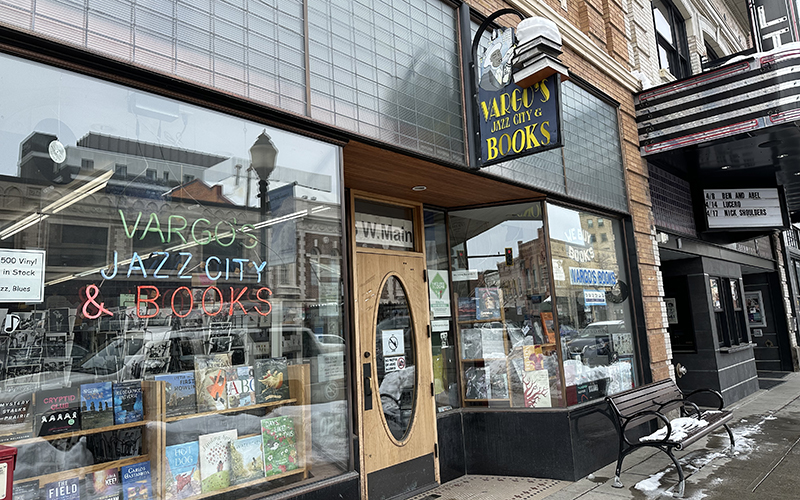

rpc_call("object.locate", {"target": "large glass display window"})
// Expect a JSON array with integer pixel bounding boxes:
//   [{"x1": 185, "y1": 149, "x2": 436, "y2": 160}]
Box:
[
  {"x1": 449, "y1": 201, "x2": 639, "y2": 409},
  {"x1": 0, "y1": 52, "x2": 349, "y2": 499},
  {"x1": 547, "y1": 203, "x2": 637, "y2": 405},
  {"x1": 449, "y1": 202, "x2": 564, "y2": 408}
]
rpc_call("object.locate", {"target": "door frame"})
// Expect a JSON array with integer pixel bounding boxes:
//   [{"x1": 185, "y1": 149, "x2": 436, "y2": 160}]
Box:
[{"x1": 348, "y1": 190, "x2": 439, "y2": 499}]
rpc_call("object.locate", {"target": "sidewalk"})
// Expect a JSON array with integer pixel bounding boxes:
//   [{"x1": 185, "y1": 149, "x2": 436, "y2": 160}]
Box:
[{"x1": 413, "y1": 371, "x2": 800, "y2": 500}]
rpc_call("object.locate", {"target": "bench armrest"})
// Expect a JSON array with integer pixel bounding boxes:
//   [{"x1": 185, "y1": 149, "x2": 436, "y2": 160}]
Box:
[
  {"x1": 683, "y1": 388, "x2": 724, "y2": 410},
  {"x1": 620, "y1": 409, "x2": 671, "y2": 445}
]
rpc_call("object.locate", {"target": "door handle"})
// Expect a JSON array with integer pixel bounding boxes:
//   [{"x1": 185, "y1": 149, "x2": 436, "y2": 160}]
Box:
[{"x1": 363, "y1": 362, "x2": 373, "y2": 411}]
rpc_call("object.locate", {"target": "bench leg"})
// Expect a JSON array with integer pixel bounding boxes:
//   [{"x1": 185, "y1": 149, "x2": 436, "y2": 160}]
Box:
[
  {"x1": 666, "y1": 448, "x2": 685, "y2": 498},
  {"x1": 612, "y1": 448, "x2": 632, "y2": 488},
  {"x1": 724, "y1": 423, "x2": 735, "y2": 455}
]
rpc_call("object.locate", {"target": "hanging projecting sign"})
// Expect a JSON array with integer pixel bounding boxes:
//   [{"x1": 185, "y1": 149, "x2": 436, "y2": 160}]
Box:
[
  {"x1": 749, "y1": 0, "x2": 800, "y2": 51},
  {"x1": 0, "y1": 249, "x2": 46, "y2": 303},
  {"x1": 703, "y1": 188, "x2": 786, "y2": 229},
  {"x1": 471, "y1": 20, "x2": 563, "y2": 168}
]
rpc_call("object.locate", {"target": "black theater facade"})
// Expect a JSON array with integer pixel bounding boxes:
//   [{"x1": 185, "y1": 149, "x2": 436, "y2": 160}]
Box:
[
  {"x1": 636, "y1": 44, "x2": 800, "y2": 404},
  {"x1": 0, "y1": 2, "x2": 656, "y2": 500}
]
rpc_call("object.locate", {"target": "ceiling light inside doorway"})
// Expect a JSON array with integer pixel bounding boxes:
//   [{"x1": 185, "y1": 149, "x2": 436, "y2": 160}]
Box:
[
  {"x1": 721, "y1": 165, "x2": 730, "y2": 170},
  {"x1": 412, "y1": 185, "x2": 427, "y2": 191}
]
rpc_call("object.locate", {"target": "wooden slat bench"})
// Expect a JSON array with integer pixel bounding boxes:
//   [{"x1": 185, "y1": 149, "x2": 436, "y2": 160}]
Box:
[{"x1": 606, "y1": 378, "x2": 735, "y2": 498}]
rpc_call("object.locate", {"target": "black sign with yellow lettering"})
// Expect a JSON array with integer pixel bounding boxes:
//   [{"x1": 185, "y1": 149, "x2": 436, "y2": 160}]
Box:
[{"x1": 475, "y1": 27, "x2": 562, "y2": 168}]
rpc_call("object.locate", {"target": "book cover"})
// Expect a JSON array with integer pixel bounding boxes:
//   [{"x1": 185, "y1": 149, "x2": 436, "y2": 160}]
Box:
[
  {"x1": 230, "y1": 435, "x2": 265, "y2": 485},
  {"x1": 194, "y1": 354, "x2": 231, "y2": 412},
  {"x1": 480, "y1": 327, "x2": 506, "y2": 358},
  {"x1": 522, "y1": 345, "x2": 544, "y2": 371},
  {"x1": 86, "y1": 468, "x2": 122, "y2": 500},
  {"x1": 155, "y1": 372, "x2": 197, "y2": 417},
  {"x1": 464, "y1": 366, "x2": 488, "y2": 400},
  {"x1": 198, "y1": 429, "x2": 238, "y2": 493},
  {"x1": 261, "y1": 416, "x2": 299, "y2": 476},
  {"x1": 121, "y1": 461, "x2": 152, "y2": 500},
  {"x1": 486, "y1": 360, "x2": 509, "y2": 399},
  {"x1": 540, "y1": 312, "x2": 556, "y2": 344},
  {"x1": 12, "y1": 481, "x2": 41, "y2": 500},
  {"x1": 0, "y1": 393, "x2": 33, "y2": 438},
  {"x1": 522, "y1": 369, "x2": 552, "y2": 408},
  {"x1": 227, "y1": 366, "x2": 256, "y2": 408},
  {"x1": 165, "y1": 441, "x2": 201, "y2": 499},
  {"x1": 43, "y1": 477, "x2": 80, "y2": 500},
  {"x1": 81, "y1": 382, "x2": 114, "y2": 429},
  {"x1": 35, "y1": 386, "x2": 80, "y2": 436},
  {"x1": 459, "y1": 329, "x2": 482, "y2": 359},
  {"x1": 475, "y1": 287, "x2": 501, "y2": 320},
  {"x1": 113, "y1": 381, "x2": 144, "y2": 424},
  {"x1": 254, "y1": 358, "x2": 290, "y2": 404},
  {"x1": 457, "y1": 296, "x2": 476, "y2": 320}
]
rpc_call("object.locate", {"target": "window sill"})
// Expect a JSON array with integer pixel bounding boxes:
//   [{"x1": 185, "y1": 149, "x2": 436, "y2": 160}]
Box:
[{"x1": 719, "y1": 343, "x2": 755, "y2": 354}]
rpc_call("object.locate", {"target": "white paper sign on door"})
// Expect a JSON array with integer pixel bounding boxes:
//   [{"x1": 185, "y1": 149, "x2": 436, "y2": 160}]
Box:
[{"x1": 382, "y1": 329, "x2": 405, "y2": 356}]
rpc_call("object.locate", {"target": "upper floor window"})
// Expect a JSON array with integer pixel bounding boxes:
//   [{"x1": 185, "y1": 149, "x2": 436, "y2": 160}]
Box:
[{"x1": 653, "y1": 0, "x2": 690, "y2": 79}]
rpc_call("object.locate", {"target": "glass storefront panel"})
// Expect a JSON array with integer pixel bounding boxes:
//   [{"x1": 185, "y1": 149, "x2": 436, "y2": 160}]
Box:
[
  {"x1": 547, "y1": 203, "x2": 637, "y2": 405},
  {"x1": 424, "y1": 209, "x2": 459, "y2": 412},
  {"x1": 0, "y1": 52, "x2": 349, "y2": 498},
  {"x1": 449, "y1": 202, "x2": 564, "y2": 408}
]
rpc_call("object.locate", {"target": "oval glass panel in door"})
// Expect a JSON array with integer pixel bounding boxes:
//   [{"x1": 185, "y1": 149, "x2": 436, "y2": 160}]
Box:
[{"x1": 376, "y1": 275, "x2": 417, "y2": 440}]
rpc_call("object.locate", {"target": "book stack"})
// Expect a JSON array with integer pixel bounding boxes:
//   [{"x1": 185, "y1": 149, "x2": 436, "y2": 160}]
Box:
[{"x1": 512, "y1": 17, "x2": 569, "y2": 88}]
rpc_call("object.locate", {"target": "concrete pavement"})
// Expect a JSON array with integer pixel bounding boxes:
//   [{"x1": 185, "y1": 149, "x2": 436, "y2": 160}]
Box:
[{"x1": 415, "y1": 371, "x2": 800, "y2": 500}]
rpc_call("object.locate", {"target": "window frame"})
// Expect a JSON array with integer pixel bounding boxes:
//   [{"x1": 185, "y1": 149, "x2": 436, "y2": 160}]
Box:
[{"x1": 652, "y1": 0, "x2": 691, "y2": 79}]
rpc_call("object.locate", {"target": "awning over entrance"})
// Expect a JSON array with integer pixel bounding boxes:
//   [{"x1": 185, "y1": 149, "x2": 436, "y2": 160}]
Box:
[{"x1": 635, "y1": 45, "x2": 800, "y2": 222}]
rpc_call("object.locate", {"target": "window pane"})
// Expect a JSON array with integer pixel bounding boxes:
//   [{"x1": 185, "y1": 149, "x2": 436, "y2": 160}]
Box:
[
  {"x1": 450, "y1": 202, "x2": 563, "y2": 408},
  {"x1": 653, "y1": 0, "x2": 674, "y2": 44},
  {"x1": 547, "y1": 203, "x2": 637, "y2": 405},
  {"x1": 0, "y1": 51, "x2": 349, "y2": 498}
]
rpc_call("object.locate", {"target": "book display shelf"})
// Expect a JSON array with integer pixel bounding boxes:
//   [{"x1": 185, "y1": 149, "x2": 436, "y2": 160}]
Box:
[
  {"x1": 0, "y1": 364, "x2": 312, "y2": 499},
  {"x1": 455, "y1": 290, "x2": 513, "y2": 406},
  {"x1": 152, "y1": 363, "x2": 311, "y2": 499}
]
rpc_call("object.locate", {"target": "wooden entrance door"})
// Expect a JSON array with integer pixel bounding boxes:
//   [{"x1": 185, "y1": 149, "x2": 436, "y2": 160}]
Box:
[{"x1": 352, "y1": 196, "x2": 438, "y2": 500}]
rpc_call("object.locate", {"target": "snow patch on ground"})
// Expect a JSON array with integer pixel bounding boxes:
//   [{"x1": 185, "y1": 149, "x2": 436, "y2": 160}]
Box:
[{"x1": 634, "y1": 470, "x2": 667, "y2": 494}]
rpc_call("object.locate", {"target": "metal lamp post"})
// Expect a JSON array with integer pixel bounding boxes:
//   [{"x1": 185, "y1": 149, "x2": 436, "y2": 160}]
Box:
[{"x1": 249, "y1": 130, "x2": 278, "y2": 283}]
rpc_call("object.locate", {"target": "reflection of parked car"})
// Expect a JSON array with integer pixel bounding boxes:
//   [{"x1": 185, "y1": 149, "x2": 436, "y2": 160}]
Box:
[{"x1": 567, "y1": 320, "x2": 628, "y2": 366}]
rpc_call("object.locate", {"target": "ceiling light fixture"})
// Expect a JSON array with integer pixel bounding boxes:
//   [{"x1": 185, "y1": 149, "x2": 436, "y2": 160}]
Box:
[
  {"x1": 412, "y1": 185, "x2": 427, "y2": 191},
  {"x1": 778, "y1": 154, "x2": 789, "y2": 159},
  {"x1": 721, "y1": 165, "x2": 730, "y2": 170}
]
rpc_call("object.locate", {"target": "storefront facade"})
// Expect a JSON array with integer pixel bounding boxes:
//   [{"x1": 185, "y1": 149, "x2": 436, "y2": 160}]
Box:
[{"x1": 0, "y1": 0, "x2": 666, "y2": 499}]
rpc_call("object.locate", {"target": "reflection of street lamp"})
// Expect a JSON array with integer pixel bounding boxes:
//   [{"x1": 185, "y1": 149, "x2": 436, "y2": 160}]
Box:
[{"x1": 249, "y1": 130, "x2": 278, "y2": 279}]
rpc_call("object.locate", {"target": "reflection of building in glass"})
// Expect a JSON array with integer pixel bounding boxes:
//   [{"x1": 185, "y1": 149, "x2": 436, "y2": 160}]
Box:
[{"x1": 2, "y1": 129, "x2": 342, "y2": 350}]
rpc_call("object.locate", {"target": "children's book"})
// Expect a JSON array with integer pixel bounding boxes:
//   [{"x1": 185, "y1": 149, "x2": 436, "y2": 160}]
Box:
[
  {"x1": 194, "y1": 354, "x2": 231, "y2": 412},
  {"x1": 43, "y1": 478, "x2": 80, "y2": 500},
  {"x1": 35, "y1": 386, "x2": 80, "y2": 436},
  {"x1": 155, "y1": 372, "x2": 197, "y2": 417},
  {"x1": 254, "y1": 358, "x2": 290, "y2": 404},
  {"x1": 226, "y1": 365, "x2": 256, "y2": 408},
  {"x1": 165, "y1": 441, "x2": 201, "y2": 499},
  {"x1": 113, "y1": 381, "x2": 144, "y2": 424},
  {"x1": 121, "y1": 461, "x2": 152, "y2": 500},
  {"x1": 261, "y1": 416, "x2": 299, "y2": 477},
  {"x1": 198, "y1": 429, "x2": 238, "y2": 493},
  {"x1": 86, "y1": 468, "x2": 122, "y2": 500},
  {"x1": 229, "y1": 435, "x2": 265, "y2": 485},
  {"x1": 81, "y1": 382, "x2": 114, "y2": 429}
]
